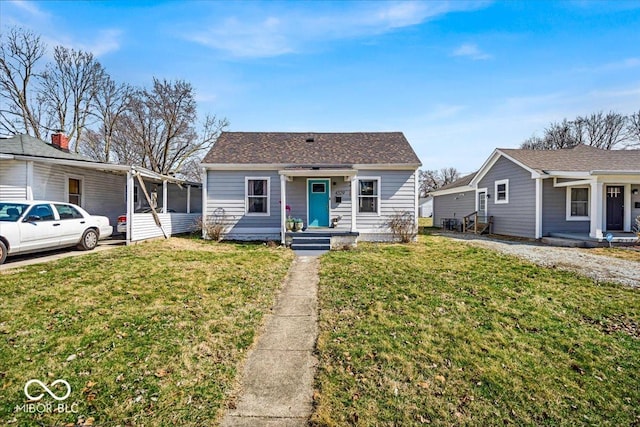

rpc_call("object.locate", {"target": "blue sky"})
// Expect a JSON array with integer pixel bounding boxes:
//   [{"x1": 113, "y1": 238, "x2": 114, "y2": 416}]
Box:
[{"x1": 2, "y1": 0, "x2": 639, "y2": 174}]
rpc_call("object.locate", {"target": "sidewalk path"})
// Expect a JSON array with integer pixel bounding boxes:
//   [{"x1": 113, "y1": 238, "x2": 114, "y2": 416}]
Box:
[{"x1": 221, "y1": 255, "x2": 320, "y2": 426}]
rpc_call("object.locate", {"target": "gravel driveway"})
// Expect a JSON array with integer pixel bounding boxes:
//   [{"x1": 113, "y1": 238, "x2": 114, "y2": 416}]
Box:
[{"x1": 441, "y1": 233, "x2": 640, "y2": 288}]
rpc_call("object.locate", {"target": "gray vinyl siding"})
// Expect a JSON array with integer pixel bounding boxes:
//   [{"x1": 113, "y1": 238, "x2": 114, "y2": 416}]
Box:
[
  {"x1": 541, "y1": 179, "x2": 589, "y2": 235},
  {"x1": 31, "y1": 163, "x2": 126, "y2": 226},
  {"x1": 432, "y1": 191, "x2": 475, "y2": 227},
  {"x1": 355, "y1": 170, "x2": 416, "y2": 233},
  {"x1": 0, "y1": 160, "x2": 28, "y2": 199},
  {"x1": 206, "y1": 170, "x2": 281, "y2": 231},
  {"x1": 477, "y1": 156, "x2": 536, "y2": 238}
]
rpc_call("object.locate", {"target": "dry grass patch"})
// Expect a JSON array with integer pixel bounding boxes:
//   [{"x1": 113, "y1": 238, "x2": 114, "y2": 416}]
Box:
[
  {"x1": 584, "y1": 246, "x2": 640, "y2": 263},
  {"x1": 312, "y1": 236, "x2": 640, "y2": 426},
  {"x1": 0, "y1": 237, "x2": 294, "y2": 426}
]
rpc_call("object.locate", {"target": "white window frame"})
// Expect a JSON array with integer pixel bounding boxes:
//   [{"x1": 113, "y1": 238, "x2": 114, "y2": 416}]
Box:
[
  {"x1": 357, "y1": 177, "x2": 381, "y2": 216},
  {"x1": 245, "y1": 177, "x2": 270, "y2": 216},
  {"x1": 65, "y1": 174, "x2": 84, "y2": 207},
  {"x1": 494, "y1": 179, "x2": 509, "y2": 204},
  {"x1": 566, "y1": 186, "x2": 590, "y2": 221}
]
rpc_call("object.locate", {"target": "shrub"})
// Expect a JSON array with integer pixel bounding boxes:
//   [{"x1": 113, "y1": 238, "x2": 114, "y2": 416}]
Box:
[
  {"x1": 194, "y1": 211, "x2": 231, "y2": 242},
  {"x1": 386, "y1": 211, "x2": 417, "y2": 243}
]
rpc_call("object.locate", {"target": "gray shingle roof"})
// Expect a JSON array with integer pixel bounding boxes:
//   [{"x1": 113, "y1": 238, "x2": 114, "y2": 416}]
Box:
[
  {"x1": 500, "y1": 144, "x2": 640, "y2": 172},
  {"x1": 435, "y1": 171, "x2": 477, "y2": 192},
  {"x1": 202, "y1": 132, "x2": 422, "y2": 166},
  {"x1": 0, "y1": 134, "x2": 94, "y2": 162}
]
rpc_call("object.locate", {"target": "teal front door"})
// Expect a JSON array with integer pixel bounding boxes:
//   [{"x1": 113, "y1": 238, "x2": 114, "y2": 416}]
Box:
[{"x1": 308, "y1": 179, "x2": 330, "y2": 227}]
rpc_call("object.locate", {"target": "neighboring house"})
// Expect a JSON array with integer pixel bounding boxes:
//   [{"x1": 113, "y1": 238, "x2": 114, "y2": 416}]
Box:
[
  {"x1": 432, "y1": 145, "x2": 640, "y2": 241},
  {"x1": 0, "y1": 133, "x2": 202, "y2": 243},
  {"x1": 201, "y1": 132, "x2": 422, "y2": 245},
  {"x1": 419, "y1": 196, "x2": 433, "y2": 217}
]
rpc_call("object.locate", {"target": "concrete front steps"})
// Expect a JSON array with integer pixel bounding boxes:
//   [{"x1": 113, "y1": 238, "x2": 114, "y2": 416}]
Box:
[{"x1": 290, "y1": 234, "x2": 331, "y2": 251}]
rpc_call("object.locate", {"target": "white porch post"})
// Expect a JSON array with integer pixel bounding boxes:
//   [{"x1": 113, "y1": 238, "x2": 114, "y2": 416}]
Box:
[
  {"x1": 535, "y1": 178, "x2": 543, "y2": 239},
  {"x1": 280, "y1": 174, "x2": 287, "y2": 245},
  {"x1": 624, "y1": 183, "x2": 631, "y2": 231},
  {"x1": 414, "y1": 169, "x2": 419, "y2": 233},
  {"x1": 590, "y1": 181, "x2": 604, "y2": 239},
  {"x1": 26, "y1": 161, "x2": 34, "y2": 200},
  {"x1": 201, "y1": 168, "x2": 208, "y2": 239},
  {"x1": 126, "y1": 171, "x2": 134, "y2": 243},
  {"x1": 351, "y1": 176, "x2": 358, "y2": 232},
  {"x1": 162, "y1": 180, "x2": 168, "y2": 213},
  {"x1": 186, "y1": 185, "x2": 191, "y2": 214}
]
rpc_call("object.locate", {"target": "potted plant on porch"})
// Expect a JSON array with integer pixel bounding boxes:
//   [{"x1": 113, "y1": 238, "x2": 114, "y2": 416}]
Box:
[{"x1": 294, "y1": 218, "x2": 304, "y2": 231}]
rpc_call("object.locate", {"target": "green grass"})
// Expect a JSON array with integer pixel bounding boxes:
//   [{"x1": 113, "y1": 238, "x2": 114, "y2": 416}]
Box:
[
  {"x1": 418, "y1": 217, "x2": 433, "y2": 227},
  {"x1": 0, "y1": 238, "x2": 294, "y2": 426},
  {"x1": 312, "y1": 236, "x2": 640, "y2": 426}
]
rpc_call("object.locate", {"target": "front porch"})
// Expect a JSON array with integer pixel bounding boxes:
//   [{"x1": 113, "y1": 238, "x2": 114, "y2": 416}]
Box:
[{"x1": 278, "y1": 168, "x2": 359, "y2": 245}]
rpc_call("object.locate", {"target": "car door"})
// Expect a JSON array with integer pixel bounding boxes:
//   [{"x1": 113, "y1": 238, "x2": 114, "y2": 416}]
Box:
[
  {"x1": 54, "y1": 203, "x2": 88, "y2": 246},
  {"x1": 17, "y1": 203, "x2": 61, "y2": 252}
]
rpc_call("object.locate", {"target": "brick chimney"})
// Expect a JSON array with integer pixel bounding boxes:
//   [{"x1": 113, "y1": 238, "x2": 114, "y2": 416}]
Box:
[{"x1": 51, "y1": 132, "x2": 69, "y2": 151}]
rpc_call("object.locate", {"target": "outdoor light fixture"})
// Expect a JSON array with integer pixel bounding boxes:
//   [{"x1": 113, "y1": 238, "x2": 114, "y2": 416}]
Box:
[
  {"x1": 486, "y1": 194, "x2": 491, "y2": 199},
  {"x1": 633, "y1": 189, "x2": 639, "y2": 195}
]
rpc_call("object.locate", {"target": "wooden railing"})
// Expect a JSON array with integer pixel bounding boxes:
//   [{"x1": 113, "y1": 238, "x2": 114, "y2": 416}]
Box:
[{"x1": 463, "y1": 211, "x2": 493, "y2": 234}]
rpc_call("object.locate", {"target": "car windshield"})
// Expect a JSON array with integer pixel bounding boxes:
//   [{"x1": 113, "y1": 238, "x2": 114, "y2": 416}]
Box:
[{"x1": 0, "y1": 202, "x2": 29, "y2": 222}]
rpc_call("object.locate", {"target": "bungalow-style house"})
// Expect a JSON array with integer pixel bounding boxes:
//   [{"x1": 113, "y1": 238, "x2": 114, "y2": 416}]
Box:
[
  {"x1": 201, "y1": 132, "x2": 422, "y2": 247},
  {"x1": 0, "y1": 133, "x2": 202, "y2": 243},
  {"x1": 431, "y1": 144, "x2": 640, "y2": 242}
]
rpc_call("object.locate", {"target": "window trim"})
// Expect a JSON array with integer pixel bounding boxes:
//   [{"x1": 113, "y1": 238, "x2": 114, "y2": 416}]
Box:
[
  {"x1": 566, "y1": 186, "x2": 590, "y2": 221},
  {"x1": 245, "y1": 176, "x2": 271, "y2": 216},
  {"x1": 357, "y1": 176, "x2": 381, "y2": 216},
  {"x1": 65, "y1": 174, "x2": 84, "y2": 207},
  {"x1": 494, "y1": 179, "x2": 509, "y2": 204}
]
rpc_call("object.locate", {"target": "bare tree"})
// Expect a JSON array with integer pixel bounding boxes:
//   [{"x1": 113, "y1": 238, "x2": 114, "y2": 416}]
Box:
[
  {"x1": 419, "y1": 167, "x2": 460, "y2": 196},
  {"x1": 39, "y1": 46, "x2": 106, "y2": 152},
  {"x1": 582, "y1": 111, "x2": 628, "y2": 149},
  {"x1": 81, "y1": 77, "x2": 133, "y2": 162},
  {"x1": 0, "y1": 27, "x2": 47, "y2": 138},
  {"x1": 521, "y1": 111, "x2": 631, "y2": 150},
  {"x1": 117, "y1": 78, "x2": 228, "y2": 176},
  {"x1": 627, "y1": 110, "x2": 640, "y2": 147}
]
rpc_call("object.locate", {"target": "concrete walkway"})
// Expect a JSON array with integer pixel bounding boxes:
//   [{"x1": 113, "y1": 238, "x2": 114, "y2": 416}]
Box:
[{"x1": 221, "y1": 255, "x2": 320, "y2": 427}]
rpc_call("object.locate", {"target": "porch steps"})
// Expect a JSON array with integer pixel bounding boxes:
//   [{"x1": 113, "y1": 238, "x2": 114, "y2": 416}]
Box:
[{"x1": 290, "y1": 235, "x2": 331, "y2": 251}]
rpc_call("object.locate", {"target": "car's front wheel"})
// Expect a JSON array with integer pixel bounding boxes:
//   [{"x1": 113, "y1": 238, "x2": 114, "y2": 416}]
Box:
[
  {"x1": 0, "y1": 240, "x2": 7, "y2": 265},
  {"x1": 78, "y1": 229, "x2": 99, "y2": 251}
]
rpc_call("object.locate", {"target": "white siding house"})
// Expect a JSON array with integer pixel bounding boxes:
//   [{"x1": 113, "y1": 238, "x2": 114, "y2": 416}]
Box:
[
  {"x1": 1, "y1": 134, "x2": 202, "y2": 244},
  {"x1": 201, "y1": 132, "x2": 422, "y2": 247}
]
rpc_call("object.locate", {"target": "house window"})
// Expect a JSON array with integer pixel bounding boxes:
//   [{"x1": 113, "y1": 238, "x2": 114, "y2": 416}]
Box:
[
  {"x1": 312, "y1": 183, "x2": 326, "y2": 193},
  {"x1": 495, "y1": 179, "x2": 509, "y2": 204},
  {"x1": 246, "y1": 178, "x2": 270, "y2": 215},
  {"x1": 68, "y1": 178, "x2": 82, "y2": 206},
  {"x1": 566, "y1": 186, "x2": 590, "y2": 221},
  {"x1": 358, "y1": 178, "x2": 380, "y2": 214}
]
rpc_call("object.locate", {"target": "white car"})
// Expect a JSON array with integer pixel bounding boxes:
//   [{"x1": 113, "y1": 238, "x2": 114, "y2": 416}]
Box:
[{"x1": 0, "y1": 200, "x2": 113, "y2": 265}]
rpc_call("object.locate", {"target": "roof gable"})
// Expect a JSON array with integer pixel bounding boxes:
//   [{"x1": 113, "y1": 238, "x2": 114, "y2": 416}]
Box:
[{"x1": 201, "y1": 132, "x2": 422, "y2": 166}]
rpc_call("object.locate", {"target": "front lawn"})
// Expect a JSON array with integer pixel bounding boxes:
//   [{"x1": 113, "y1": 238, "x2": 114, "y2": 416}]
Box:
[
  {"x1": 0, "y1": 238, "x2": 294, "y2": 426},
  {"x1": 312, "y1": 236, "x2": 640, "y2": 426}
]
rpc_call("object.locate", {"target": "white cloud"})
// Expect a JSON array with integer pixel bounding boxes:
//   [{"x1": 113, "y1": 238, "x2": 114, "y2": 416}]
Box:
[
  {"x1": 451, "y1": 43, "x2": 492, "y2": 60},
  {"x1": 7, "y1": 0, "x2": 48, "y2": 19},
  {"x1": 573, "y1": 57, "x2": 640, "y2": 73},
  {"x1": 186, "y1": 1, "x2": 490, "y2": 58},
  {"x1": 43, "y1": 29, "x2": 123, "y2": 58}
]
